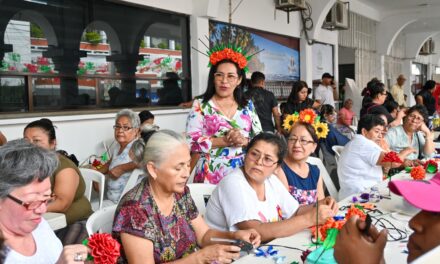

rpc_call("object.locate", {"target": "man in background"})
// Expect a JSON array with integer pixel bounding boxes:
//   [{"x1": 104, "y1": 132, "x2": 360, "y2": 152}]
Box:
[
  {"x1": 315, "y1": 72, "x2": 337, "y2": 107},
  {"x1": 245, "y1": 71, "x2": 282, "y2": 133},
  {"x1": 391, "y1": 74, "x2": 407, "y2": 107}
]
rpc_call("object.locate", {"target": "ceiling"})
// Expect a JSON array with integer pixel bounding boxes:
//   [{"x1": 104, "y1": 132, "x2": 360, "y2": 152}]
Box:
[{"x1": 358, "y1": 0, "x2": 440, "y2": 13}]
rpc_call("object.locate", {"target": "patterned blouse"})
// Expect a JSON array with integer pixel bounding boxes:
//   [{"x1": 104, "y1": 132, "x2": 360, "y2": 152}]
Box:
[
  {"x1": 281, "y1": 162, "x2": 320, "y2": 205},
  {"x1": 112, "y1": 178, "x2": 199, "y2": 263},
  {"x1": 186, "y1": 98, "x2": 262, "y2": 184}
]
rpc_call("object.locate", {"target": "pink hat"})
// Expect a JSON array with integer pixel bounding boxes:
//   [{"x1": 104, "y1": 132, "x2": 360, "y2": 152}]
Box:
[{"x1": 389, "y1": 173, "x2": 440, "y2": 212}]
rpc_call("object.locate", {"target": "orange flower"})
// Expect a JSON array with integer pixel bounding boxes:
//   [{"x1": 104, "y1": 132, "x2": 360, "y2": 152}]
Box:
[
  {"x1": 299, "y1": 109, "x2": 317, "y2": 124},
  {"x1": 410, "y1": 166, "x2": 426, "y2": 180},
  {"x1": 345, "y1": 205, "x2": 366, "y2": 221},
  {"x1": 209, "y1": 48, "x2": 248, "y2": 69}
]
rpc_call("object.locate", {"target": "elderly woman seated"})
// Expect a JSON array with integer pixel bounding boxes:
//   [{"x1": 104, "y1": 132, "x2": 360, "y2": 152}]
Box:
[
  {"x1": 385, "y1": 105, "x2": 435, "y2": 167},
  {"x1": 338, "y1": 115, "x2": 414, "y2": 199},
  {"x1": 24, "y1": 118, "x2": 92, "y2": 244},
  {"x1": 205, "y1": 132, "x2": 338, "y2": 243},
  {"x1": 0, "y1": 139, "x2": 88, "y2": 263},
  {"x1": 112, "y1": 129, "x2": 261, "y2": 263},
  {"x1": 98, "y1": 109, "x2": 140, "y2": 203}
]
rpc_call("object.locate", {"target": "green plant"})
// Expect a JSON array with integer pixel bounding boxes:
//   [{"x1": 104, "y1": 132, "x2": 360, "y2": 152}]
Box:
[
  {"x1": 157, "y1": 42, "x2": 168, "y2": 49},
  {"x1": 140, "y1": 39, "x2": 145, "y2": 48},
  {"x1": 30, "y1": 23, "x2": 44, "y2": 38},
  {"x1": 175, "y1": 43, "x2": 182, "y2": 50},
  {"x1": 85, "y1": 31, "x2": 101, "y2": 45}
]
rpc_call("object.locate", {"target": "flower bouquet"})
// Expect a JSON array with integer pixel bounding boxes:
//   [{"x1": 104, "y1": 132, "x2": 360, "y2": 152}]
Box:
[{"x1": 83, "y1": 233, "x2": 121, "y2": 264}]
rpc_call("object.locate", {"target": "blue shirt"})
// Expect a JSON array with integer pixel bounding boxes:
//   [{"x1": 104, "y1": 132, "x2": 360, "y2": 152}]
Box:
[{"x1": 281, "y1": 162, "x2": 320, "y2": 205}]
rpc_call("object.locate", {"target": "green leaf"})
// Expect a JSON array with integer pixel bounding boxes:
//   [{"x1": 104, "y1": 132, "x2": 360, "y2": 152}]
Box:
[{"x1": 323, "y1": 228, "x2": 339, "y2": 249}]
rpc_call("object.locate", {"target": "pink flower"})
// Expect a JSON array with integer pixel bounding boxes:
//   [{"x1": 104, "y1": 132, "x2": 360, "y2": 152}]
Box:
[
  {"x1": 207, "y1": 166, "x2": 225, "y2": 184},
  {"x1": 204, "y1": 114, "x2": 230, "y2": 136},
  {"x1": 240, "y1": 114, "x2": 252, "y2": 131}
]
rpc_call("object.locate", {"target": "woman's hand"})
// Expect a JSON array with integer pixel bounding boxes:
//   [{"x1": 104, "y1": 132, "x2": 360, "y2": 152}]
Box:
[
  {"x1": 308, "y1": 203, "x2": 335, "y2": 225},
  {"x1": 334, "y1": 215, "x2": 387, "y2": 264},
  {"x1": 318, "y1": 196, "x2": 339, "y2": 215},
  {"x1": 233, "y1": 229, "x2": 261, "y2": 248},
  {"x1": 108, "y1": 164, "x2": 125, "y2": 179},
  {"x1": 398, "y1": 147, "x2": 416, "y2": 161},
  {"x1": 56, "y1": 244, "x2": 89, "y2": 264},
  {"x1": 196, "y1": 244, "x2": 241, "y2": 264},
  {"x1": 226, "y1": 129, "x2": 247, "y2": 147}
]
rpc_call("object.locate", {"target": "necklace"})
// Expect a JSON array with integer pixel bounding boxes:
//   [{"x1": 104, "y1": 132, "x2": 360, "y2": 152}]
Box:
[{"x1": 212, "y1": 96, "x2": 237, "y2": 119}]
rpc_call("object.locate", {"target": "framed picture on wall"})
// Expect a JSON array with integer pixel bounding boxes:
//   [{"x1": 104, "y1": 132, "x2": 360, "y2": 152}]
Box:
[
  {"x1": 312, "y1": 42, "x2": 334, "y2": 81},
  {"x1": 209, "y1": 20, "x2": 300, "y2": 100}
]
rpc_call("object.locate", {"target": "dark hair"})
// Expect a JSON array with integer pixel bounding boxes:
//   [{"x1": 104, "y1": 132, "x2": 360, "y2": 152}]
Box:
[
  {"x1": 24, "y1": 118, "x2": 56, "y2": 142},
  {"x1": 404, "y1": 104, "x2": 429, "y2": 124},
  {"x1": 139, "y1": 110, "x2": 154, "y2": 124},
  {"x1": 365, "y1": 79, "x2": 385, "y2": 99},
  {"x1": 357, "y1": 114, "x2": 385, "y2": 134},
  {"x1": 246, "y1": 132, "x2": 287, "y2": 165},
  {"x1": 423, "y1": 80, "x2": 436, "y2": 91},
  {"x1": 202, "y1": 59, "x2": 248, "y2": 107},
  {"x1": 384, "y1": 100, "x2": 399, "y2": 114},
  {"x1": 319, "y1": 104, "x2": 335, "y2": 122},
  {"x1": 287, "y1": 81, "x2": 309, "y2": 104},
  {"x1": 250, "y1": 71, "x2": 265, "y2": 86},
  {"x1": 290, "y1": 122, "x2": 318, "y2": 143}
]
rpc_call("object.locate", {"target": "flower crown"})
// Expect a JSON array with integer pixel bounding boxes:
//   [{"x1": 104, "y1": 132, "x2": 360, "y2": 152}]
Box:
[
  {"x1": 283, "y1": 108, "x2": 329, "y2": 139},
  {"x1": 193, "y1": 39, "x2": 263, "y2": 73}
]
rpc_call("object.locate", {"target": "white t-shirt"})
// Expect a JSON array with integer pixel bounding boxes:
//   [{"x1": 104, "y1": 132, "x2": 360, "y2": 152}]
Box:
[
  {"x1": 5, "y1": 219, "x2": 63, "y2": 264},
  {"x1": 205, "y1": 168, "x2": 299, "y2": 231},
  {"x1": 314, "y1": 84, "x2": 335, "y2": 107},
  {"x1": 338, "y1": 134, "x2": 383, "y2": 199}
]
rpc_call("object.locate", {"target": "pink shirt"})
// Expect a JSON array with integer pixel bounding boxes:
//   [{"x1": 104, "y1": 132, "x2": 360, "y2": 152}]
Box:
[{"x1": 338, "y1": 107, "x2": 355, "y2": 126}]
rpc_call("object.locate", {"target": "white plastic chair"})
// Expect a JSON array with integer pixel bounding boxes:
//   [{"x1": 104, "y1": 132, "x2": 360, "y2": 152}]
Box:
[
  {"x1": 80, "y1": 168, "x2": 105, "y2": 211},
  {"x1": 187, "y1": 183, "x2": 216, "y2": 218},
  {"x1": 332, "y1": 145, "x2": 345, "y2": 164},
  {"x1": 86, "y1": 204, "x2": 117, "y2": 236},
  {"x1": 307, "y1": 156, "x2": 339, "y2": 201},
  {"x1": 99, "y1": 168, "x2": 145, "y2": 209}
]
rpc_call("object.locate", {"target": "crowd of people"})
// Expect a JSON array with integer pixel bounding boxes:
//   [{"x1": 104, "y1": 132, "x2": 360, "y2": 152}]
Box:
[{"x1": 1, "y1": 44, "x2": 440, "y2": 264}]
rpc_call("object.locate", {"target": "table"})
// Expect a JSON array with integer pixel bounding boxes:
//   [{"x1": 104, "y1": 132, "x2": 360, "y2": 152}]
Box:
[
  {"x1": 43, "y1": 212, "x2": 67, "y2": 231},
  {"x1": 235, "y1": 171, "x2": 428, "y2": 263}
]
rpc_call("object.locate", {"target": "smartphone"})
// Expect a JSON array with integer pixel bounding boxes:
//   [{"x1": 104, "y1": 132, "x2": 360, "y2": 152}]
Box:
[{"x1": 210, "y1": 238, "x2": 254, "y2": 252}]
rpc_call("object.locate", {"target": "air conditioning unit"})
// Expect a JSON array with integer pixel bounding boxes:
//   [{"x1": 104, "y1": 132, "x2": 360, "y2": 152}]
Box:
[
  {"x1": 419, "y1": 39, "x2": 433, "y2": 55},
  {"x1": 322, "y1": 1, "x2": 349, "y2": 30},
  {"x1": 275, "y1": 0, "x2": 306, "y2": 11}
]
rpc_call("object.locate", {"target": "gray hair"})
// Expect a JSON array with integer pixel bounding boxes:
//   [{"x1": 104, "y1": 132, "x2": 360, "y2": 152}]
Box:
[
  {"x1": 115, "y1": 108, "x2": 140, "y2": 128},
  {"x1": 131, "y1": 129, "x2": 187, "y2": 175},
  {"x1": 0, "y1": 139, "x2": 58, "y2": 198}
]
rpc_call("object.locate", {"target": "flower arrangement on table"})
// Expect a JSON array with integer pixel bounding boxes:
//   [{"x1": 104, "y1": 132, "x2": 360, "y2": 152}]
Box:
[
  {"x1": 306, "y1": 205, "x2": 367, "y2": 264},
  {"x1": 283, "y1": 109, "x2": 329, "y2": 139},
  {"x1": 405, "y1": 159, "x2": 437, "y2": 180},
  {"x1": 82, "y1": 233, "x2": 121, "y2": 264}
]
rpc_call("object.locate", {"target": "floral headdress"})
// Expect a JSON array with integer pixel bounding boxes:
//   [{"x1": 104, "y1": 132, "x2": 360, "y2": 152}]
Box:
[
  {"x1": 192, "y1": 39, "x2": 263, "y2": 73},
  {"x1": 283, "y1": 108, "x2": 329, "y2": 139}
]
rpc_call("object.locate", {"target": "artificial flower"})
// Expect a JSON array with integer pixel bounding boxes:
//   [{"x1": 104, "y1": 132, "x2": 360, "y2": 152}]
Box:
[
  {"x1": 83, "y1": 233, "x2": 120, "y2": 264},
  {"x1": 424, "y1": 159, "x2": 438, "y2": 173},
  {"x1": 282, "y1": 113, "x2": 299, "y2": 131},
  {"x1": 410, "y1": 165, "x2": 426, "y2": 180},
  {"x1": 209, "y1": 48, "x2": 248, "y2": 70},
  {"x1": 313, "y1": 122, "x2": 329, "y2": 139},
  {"x1": 382, "y1": 151, "x2": 402, "y2": 163},
  {"x1": 299, "y1": 109, "x2": 317, "y2": 124}
]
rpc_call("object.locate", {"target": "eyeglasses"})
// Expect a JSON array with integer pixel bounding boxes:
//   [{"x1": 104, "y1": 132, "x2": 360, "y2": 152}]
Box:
[
  {"x1": 214, "y1": 72, "x2": 239, "y2": 83},
  {"x1": 288, "y1": 137, "x2": 315, "y2": 146},
  {"x1": 113, "y1": 125, "x2": 133, "y2": 131},
  {"x1": 407, "y1": 114, "x2": 424, "y2": 122},
  {"x1": 7, "y1": 194, "x2": 55, "y2": 210},
  {"x1": 247, "y1": 150, "x2": 278, "y2": 167}
]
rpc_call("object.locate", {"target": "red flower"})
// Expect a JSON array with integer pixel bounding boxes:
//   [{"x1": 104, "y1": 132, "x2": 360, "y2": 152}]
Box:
[
  {"x1": 410, "y1": 166, "x2": 426, "y2": 180},
  {"x1": 382, "y1": 151, "x2": 402, "y2": 163},
  {"x1": 299, "y1": 109, "x2": 317, "y2": 124},
  {"x1": 209, "y1": 48, "x2": 248, "y2": 69},
  {"x1": 424, "y1": 159, "x2": 438, "y2": 173},
  {"x1": 86, "y1": 233, "x2": 120, "y2": 264}
]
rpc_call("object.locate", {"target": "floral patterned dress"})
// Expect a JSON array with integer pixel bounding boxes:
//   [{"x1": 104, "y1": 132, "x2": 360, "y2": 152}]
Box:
[
  {"x1": 186, "y1": 98, "x2": 262, "y2": 184},
  {"x1": 281, "y1": 162, "x2": 320, "y2": 205},
  {"x1": 112, "y1": 178, "x2": 199, "y2": 263}
]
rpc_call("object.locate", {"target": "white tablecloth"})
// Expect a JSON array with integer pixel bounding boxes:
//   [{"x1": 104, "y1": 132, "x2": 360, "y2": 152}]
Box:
[
  {"x1": 43, "y1": 212, "x2": 67, "y2": 231},
  {"x1": 235, "y1": 171, "x2": 429, "y2": 263}
]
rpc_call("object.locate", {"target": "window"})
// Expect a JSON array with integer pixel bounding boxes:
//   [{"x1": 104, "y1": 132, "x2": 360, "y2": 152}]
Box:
[{"x1": 0, "y1": 0, "x2": 190, "y2": 113}]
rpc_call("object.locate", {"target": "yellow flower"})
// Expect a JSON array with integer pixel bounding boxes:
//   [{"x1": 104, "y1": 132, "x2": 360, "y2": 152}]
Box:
[
  {"x1": 314, "y1": 122, "x2": 329, "y2": 139},
  {"x1": 283, "y1": 113, "x2": 299, "y2": 131}
]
